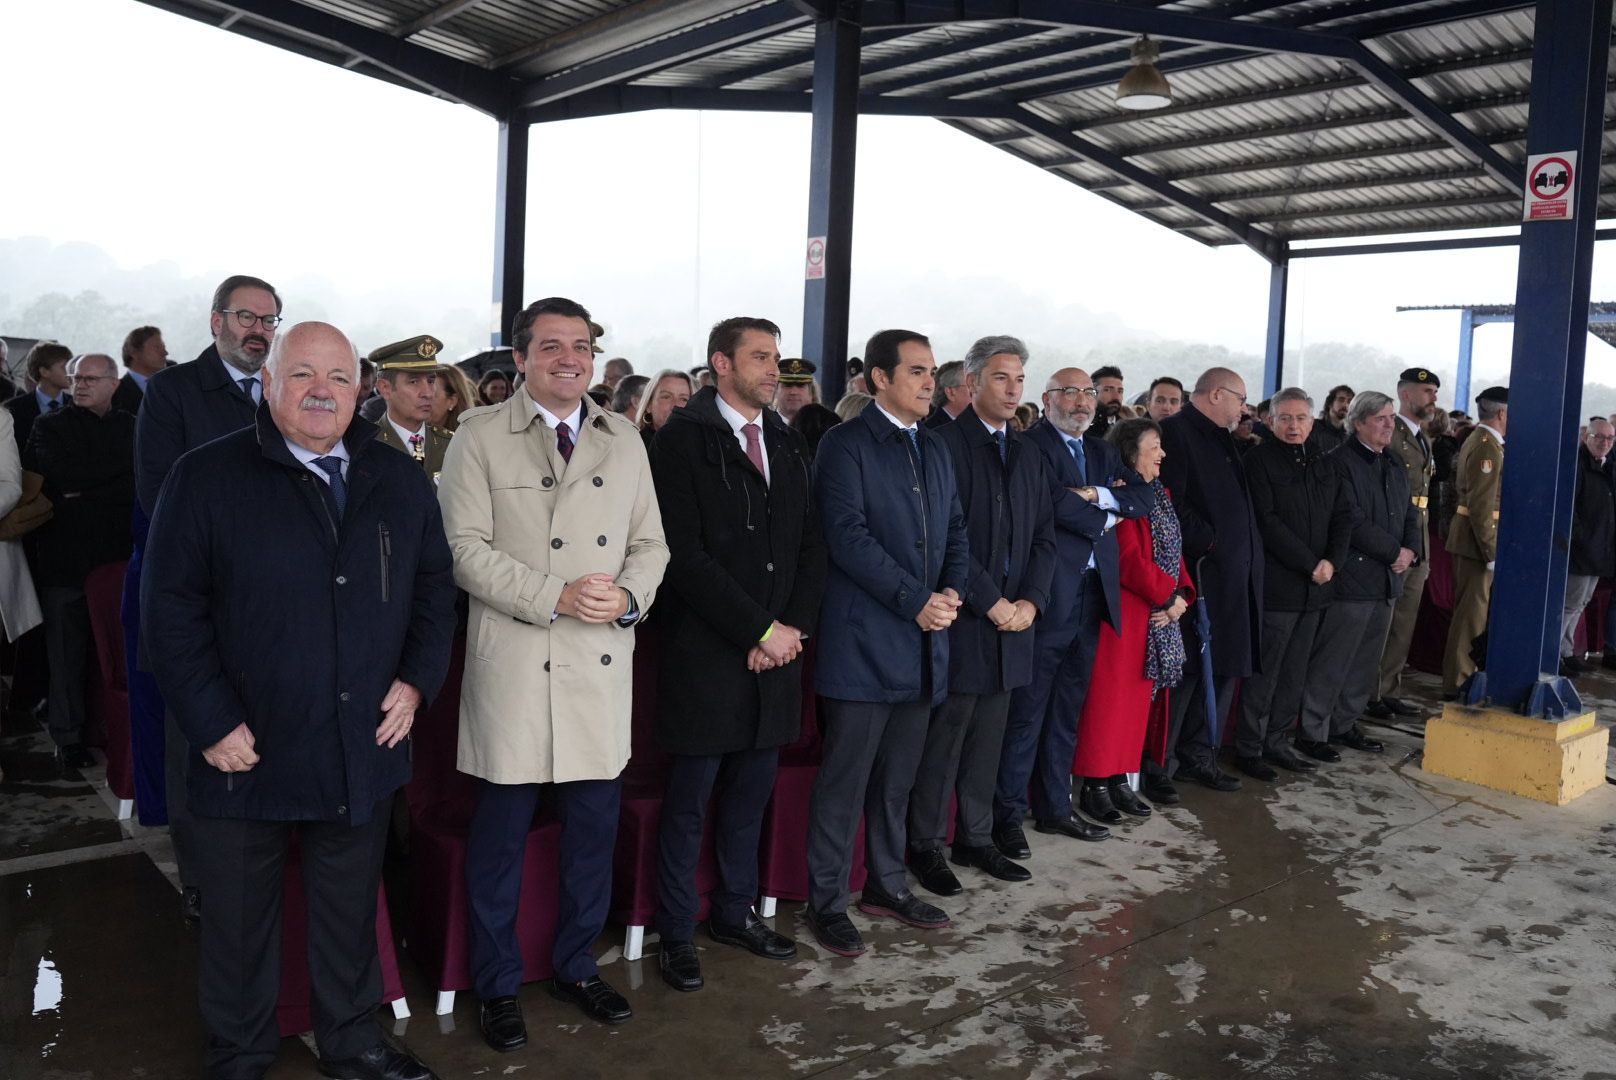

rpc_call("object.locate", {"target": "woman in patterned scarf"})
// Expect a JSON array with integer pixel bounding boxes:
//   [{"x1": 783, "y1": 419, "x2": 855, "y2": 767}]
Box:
[{"x1": 1071, "y1": 418, "x2": 1196, "y2": 824}]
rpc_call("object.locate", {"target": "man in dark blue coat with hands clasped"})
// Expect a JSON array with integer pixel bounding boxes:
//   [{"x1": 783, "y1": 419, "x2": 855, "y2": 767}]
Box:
[
  {"x1": 805, "y1": 328, "x2": 970, "y2": 960},
  {"x1": 143, "y1": 321, "x2": 456, "y2": 1080}
]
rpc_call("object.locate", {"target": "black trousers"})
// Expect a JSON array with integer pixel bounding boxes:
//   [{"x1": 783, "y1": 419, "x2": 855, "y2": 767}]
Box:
[
  {"x1": 997, "y1": 569, "x2": 1103, "y2": 825},
  {"x1": 1234, "y1": 608, "x2": 1323, "y2": 758},
  {"x1": 466, "y1": 776, "x2": 622, "y2": 994},
  {"x1": 1148, "y1": 668, "x2": 1236, "y2": 778},
  {"x1": 654, "y1": 747, "x2": 778, "y2": 941},
  {"x1": 910, "y1": 691, "x2": 1012, "y2": 851},
  {"x1": 190, "y1": 799, "x2": 391, "y2": 1080},
  {"x1": 40, "y1": 584, "x2": 90, "y2": 747}
]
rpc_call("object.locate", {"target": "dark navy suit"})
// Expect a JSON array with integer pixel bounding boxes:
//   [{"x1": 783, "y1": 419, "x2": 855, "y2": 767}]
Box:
[{"x1": 996, "y1": 419, "x2": 1153, "y2": 826}]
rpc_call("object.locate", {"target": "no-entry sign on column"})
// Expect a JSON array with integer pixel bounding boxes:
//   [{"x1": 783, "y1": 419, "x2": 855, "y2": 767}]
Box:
[
  {"x1": 1523, "y1": 151, "x2": 1577, "y2": 221},
  {"x1": 805, "y1": 236, "x2": 826, "y2": 280}
]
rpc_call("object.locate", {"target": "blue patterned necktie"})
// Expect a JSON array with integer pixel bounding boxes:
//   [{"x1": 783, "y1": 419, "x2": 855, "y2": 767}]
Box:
[
  {"x1": 1069, "y1": 435, "x2": 1087, "y2": 483},
  {"x1": 994, "y1": 429, "x2": 1007, "y2": 466},
  {"x1": 904, "y1": 426, "x2": 922, "y2": 464},
  {"x1": 314, "y1": 456, "x2": 347, "y2": 515}
]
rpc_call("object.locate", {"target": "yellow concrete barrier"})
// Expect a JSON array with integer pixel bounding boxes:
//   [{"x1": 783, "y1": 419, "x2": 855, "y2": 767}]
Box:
[{"x1": 1423, "y1": 704, "x2": 1609, "y2": 805}]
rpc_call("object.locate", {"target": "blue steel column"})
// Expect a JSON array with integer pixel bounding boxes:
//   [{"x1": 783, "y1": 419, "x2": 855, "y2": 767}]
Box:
[
  {"x1": 491, "y1": 117, "x2": 530, "y2": 347},
  {"x1": 1477, "y1": 0, "x2": 1612, "y2": 716},
  {"x1": 1262, "y1": 255, "x2": 1288, "y2": 397},
  {"x1": 1454, "y1": 307, "x2": 1474, "y2": 411},
  {"x1": 801, "y1": 4, "x2": 861, "y2": 405}
]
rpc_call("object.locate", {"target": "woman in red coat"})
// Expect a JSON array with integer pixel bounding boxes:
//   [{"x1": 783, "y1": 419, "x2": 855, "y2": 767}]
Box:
[{"x1": 1073, "y1": 418, "x2": 1195, "y2": 823}]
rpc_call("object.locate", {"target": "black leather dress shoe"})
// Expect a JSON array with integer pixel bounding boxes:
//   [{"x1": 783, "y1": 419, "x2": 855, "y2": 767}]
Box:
[
  {"x1": 1108, "y1": 780, "x2": 1153, "y2": 818},
  {"x1": 1234, "y1": 756, "x2": 1278, "y2": 782},
  {"x1": 318, "y1": 1045, "x2": 438, "y2": 1080},
  {"x1": 58, "y1": 743, "x2": 95, "y2": 770},
  {"x1": 1078, "y1": 784, "x2": 1122, "y2": 824},
  {"x1": 950, "y1": 843, "x2": 1031, "y2": 882},
  {"x1": 1176, "y1": 762, "x2": 1242, "y2": 792},
  {"x1": 1363, "y1": 698, "x2": 1395, "y2": 720},
  {"x1": 908, "y1": 847, "x2": 964, "y2": 897},
  {"x1": 1142, "y1": 776, "x2": 1181, "y2": 805},
  {"x1": 805, "y1": 907, "x2": 866, "y2": 957},
  {"x1": 1381, "y1": 696, "x2": 1422, "y2": 717},
  {"x1": 1332, "y1": 726, "x2": 1384, "y2": 753},
  {"x1": 857, "y1": 888, "x2": 950, "y2": 929},
  {"x1": 1263, "y1": 749, "x2": 1316, "y2": 773},
  {"x1": 550, "y1": 976, "x2": 632, "y2": 1025},
  {"x1": 1296, "y1": 739, "x2": 1341, "y2": 763},
  {"x1": 1033, "y1": 816, "x2": 1110, "y2": 842},
  {"x1": 708, "y1": 912, "x2": 796, "y2": 960},
  {"x1": 478, "y1": 995, "x2": 527, "y2": 1052},
  {"x1": 659, "y1": 940, "x2": 704, "y2": 992},
  {"x1": 992, "y1": 822, "x2": 1031, "y2": 860},
  {"x1": 181, "y1": 886, "x2": 203, "y2": 927}
]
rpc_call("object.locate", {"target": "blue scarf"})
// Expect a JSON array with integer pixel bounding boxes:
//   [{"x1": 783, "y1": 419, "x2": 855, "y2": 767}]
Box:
[{"x1": 1142, "y1": 478, "x2": 1187, "y2": 690}]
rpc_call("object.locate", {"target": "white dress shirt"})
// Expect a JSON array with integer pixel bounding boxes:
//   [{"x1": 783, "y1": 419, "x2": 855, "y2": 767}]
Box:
[
  {"x1": 283, "y1": 436, "x2": 349, "y2": 483},
  {"x1": 715, "y1": 390, "x2": 769, "y2": 485},
  {"x1": 220, "y1": 356, "x2": 261, "y2": 404}
]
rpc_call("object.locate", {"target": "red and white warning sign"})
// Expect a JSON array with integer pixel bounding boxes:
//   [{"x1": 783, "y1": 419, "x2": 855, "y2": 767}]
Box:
[
  {"x1": 805, "y1": 235, "x2": 826, "y2": 280},
  {"x1": 1523, "y1": 151, "x2": 1577, "y2": 221}
]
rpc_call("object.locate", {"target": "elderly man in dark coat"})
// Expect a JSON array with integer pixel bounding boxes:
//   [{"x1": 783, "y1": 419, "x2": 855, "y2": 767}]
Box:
[
  {"x1": 648, "y1": 316, "x2": 827, "y2": 993},
  {"x1": 1150, "y1": 366, "x2": 1264, "y2": 798},
  {"x1": 909, "y1": 335, "x2": 1056, "y2": 894},
  {"x1": 1234, "y1": 388, "x2": 1354, "y2": 781},
  {"x1": 1297, "y1": 391, "x2": 1419, "y2": 762},
  {"x1": 143, "y1": 321, "x2": 456, "y2": 1080}
]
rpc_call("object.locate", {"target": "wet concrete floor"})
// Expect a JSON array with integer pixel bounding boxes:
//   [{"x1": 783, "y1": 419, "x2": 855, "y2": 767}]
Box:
[{"x1": 4, "y1": 667, "x2": 1615, "y2": 1080}]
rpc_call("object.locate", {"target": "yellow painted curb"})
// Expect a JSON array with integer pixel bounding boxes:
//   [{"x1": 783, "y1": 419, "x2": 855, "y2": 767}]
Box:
[{"x1": 1423, "y1": 704, "x2": 1609, "y2": 806}]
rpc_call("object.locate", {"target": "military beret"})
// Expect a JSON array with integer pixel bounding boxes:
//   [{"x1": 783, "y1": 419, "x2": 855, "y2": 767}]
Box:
[
  {"x1": 778, "y1": 358, "x2": 817, "y2": 384},
  {"x1": 590, "y1": 321, "x2": 606, "y2": 355},
  {"x1": 1398, "y1": 367, "x2": 1440, "y2": 387},
  {"x1": 1476, "y1": 386, "x2": 1509, "y2": 405},
  {"x1": 368, "y1": 335, "x2": 444, "y2": 372}
]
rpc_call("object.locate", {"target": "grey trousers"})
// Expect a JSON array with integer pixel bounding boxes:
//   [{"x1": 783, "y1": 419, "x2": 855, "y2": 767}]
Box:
[
  {"x1": 1300, "y1": 599, "x2": 1394, "y2": 742},
  {"x1": 1378, "y1": 538, "x2": 1431, "y2": 699},
  {"x1": 40, "y1": 585, "x2": 90, "y2": 748},
  {"x1": 1235, "y1": 608, "x2": 1323, "y2": 758},
  {"x1": 807, "y1": 695, "x2": 932, "y2": 913},
  {"x1": 1562, "y1": 573, "x2": 1601, "y2": 659},
  {"x1": 908, "y1": 690, "x2": 1012, "y2": 852}
]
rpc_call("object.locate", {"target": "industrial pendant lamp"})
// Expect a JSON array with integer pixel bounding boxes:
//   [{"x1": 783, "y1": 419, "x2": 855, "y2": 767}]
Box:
[{"x1": 1115, "y1": 34, "x2": 1172, "y2": 110}]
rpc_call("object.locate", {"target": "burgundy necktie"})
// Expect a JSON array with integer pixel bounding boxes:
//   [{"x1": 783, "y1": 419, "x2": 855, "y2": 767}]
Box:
[
  {"x1": 555, "y1": 421, "x2": 574, "y2": 463},
  {"x1": 742, "y1": 422, "x2": 766, "y2": 479}
]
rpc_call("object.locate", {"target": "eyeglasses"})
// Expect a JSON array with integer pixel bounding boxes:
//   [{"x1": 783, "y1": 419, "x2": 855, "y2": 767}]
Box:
[
  {"x1": 218, "y1": 308, "x2": 283, "y2": 330},
  {"x1": 68, "y1": 374, "x2": 110, "y2": 384},
  {"x1": 1049, "y1": 386, "x2": 1098, "y2": 400},
  {"x1": 1218, "y1": 385, "x2": 1248, "y2": 405}
]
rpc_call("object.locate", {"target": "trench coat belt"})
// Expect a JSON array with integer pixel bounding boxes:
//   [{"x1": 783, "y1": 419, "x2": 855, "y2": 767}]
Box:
[{"x1": 1455, "y1": 505, "x2": 1498, "y2": 520}]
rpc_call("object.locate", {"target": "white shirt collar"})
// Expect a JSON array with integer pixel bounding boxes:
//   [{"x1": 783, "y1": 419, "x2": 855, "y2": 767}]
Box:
[
  {"x1": 714, "y1": 389, "x2": 762, "y2": 435},
  {"x1": 1396, "y1": 413, "x2": 1424, "y2": 437},
  {"x1": 219, "y1": 355, "x2": 258, "y2": 385},
  {"x1": 874, "y1": 402, "x2": 916, "y2": 433},
  {"x1": 388, "y1": 413, "x2": 425, "y2": 447},
  {"x1": 524, "y1": 388, "x2": 582, "y2": 436},
  {"x1": 979, "y1": 414, "x2": 1006, "y2": 436},
  {"x1": 283, "y1": 435, "x2": 349, "y2": 471},
  {"x1": 1477, "y1": 422, "x2": 1505, "y2": 446}
]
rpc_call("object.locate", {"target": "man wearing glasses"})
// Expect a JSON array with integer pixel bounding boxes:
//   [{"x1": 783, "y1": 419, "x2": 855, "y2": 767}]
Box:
[
  {"x1": 1149, "y1": 367, "x2": 1263, "y2": 800},
  {"x1": 1560, "y1": 418, "x2": 1616, "y2": 676},
  {"x1": 24, "y1": 353, "x2": 135, "y2": 770},
  {"x1": 995, "y1": 368, "x2": 1153, "y2": 852},
  {"x1": 133, "y1": 274, "x2": 283, "y2": 924}
]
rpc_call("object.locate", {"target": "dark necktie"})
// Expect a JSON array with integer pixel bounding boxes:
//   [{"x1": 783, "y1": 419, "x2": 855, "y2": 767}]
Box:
[
  {"x1": 238, "y1": 376, "x2": 258, "y2": 404},
  {"x1": 1069, "y1": 436, "x2": 1088, "y2": 482},
  {"x1": 742, "y1": 422, "x2": 766, "y2": 479},
  {"x1": 47, "y1": 398, "x2": 62, "y2": 411},
  {"x1": 1416, "y1": 428, "x2": 1430, "y2": 460},
  {"x1": 314, "y1": 456, "x2": 347, "y2": 515},
  {"x1": 994, "y1": 429, "x2": 1007, "y2": 466},
  {"x1": 904, "y1": 426, "x2": 922, "y2": 464},
  {"x1": 555, "y1": 421, "x2": 574, "y2": 463}
]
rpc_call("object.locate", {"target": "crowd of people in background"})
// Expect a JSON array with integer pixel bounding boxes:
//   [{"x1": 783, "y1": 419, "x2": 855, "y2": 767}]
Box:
[{"x1": 2, "y1": 272, "x2": 1591, "y2": 1080}]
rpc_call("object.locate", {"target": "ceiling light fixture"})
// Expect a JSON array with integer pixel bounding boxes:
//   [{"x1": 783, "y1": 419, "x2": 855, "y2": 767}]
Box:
[{"x1": 1116, "y1": 34, "x2": 1173, "y2": 111}]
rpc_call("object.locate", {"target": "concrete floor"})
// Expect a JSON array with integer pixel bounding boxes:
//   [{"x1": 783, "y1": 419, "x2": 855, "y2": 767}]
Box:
[{"x1": 3, "y1": 667, "x2": 1615, "y2": 1080}]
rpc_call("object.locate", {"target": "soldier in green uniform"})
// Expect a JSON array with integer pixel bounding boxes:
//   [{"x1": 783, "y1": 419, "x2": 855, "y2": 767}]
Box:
[
  {"x1": 1369, "y1": 368, "x2": 1440, "y2": 718},
  {"x1": 1442, "y1": 386, "x2": 1508, "y2": 696},
  {"x1": 369, "y1": 335, "x2": 454, "y2": 484}
]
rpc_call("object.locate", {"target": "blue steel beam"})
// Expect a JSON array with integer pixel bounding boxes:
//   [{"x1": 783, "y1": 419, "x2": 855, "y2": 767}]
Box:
[
  {"x1": 131, "y1": 0, "x2": 513, "y2": 115},
  {"x1": 1263, "y1": 257, "x2": 1289, "y2": 398},
  {"x1": 490, "y1": 118, "x2": 529, "y2": 348},
  {"x1": 1454, "y1": 308, "x2": 1475, "y2": 413},
  {"x1": 1009, "y1": 108, "x2": 1284, "y2": 262},
  {"x1": 1479, "y1": 0, "x2": 1614, "y2": 717},
  {"x1": 803, "y1": 13, "x2": 862, "y2": 404},
  {"x1": 521, "y1": 86, "x2": 1013, "y2": 122},
  {"x1": 515, "y1": 2, "x2": 813, "y2": 109},
  {"x1": 1291, "y1": 228, "x2": 1616, "y2": 259}
]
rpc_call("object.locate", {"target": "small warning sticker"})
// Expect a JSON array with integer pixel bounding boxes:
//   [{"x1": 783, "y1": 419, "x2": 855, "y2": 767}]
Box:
[{"x1": 1523, "y1": 151, "x2": 1577, "y2": 222}]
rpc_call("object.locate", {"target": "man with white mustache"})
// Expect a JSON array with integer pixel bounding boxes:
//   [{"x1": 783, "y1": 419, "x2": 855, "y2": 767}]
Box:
[{"x1": 133, "y1": 274, "x2": 284, "y2": 925}]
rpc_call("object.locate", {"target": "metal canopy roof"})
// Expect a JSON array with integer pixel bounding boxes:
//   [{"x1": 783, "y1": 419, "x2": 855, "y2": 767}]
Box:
[
  {"x1": 134, "y1": 0, "x2": 1616, "y2": 260},
  {"x1": 1398, "y1": 301, "x2": 1616, "y2": 347}
]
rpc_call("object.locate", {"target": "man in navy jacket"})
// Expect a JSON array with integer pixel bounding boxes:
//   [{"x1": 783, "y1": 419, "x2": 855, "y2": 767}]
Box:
[
  {"x1": 996, "y1": 368, "x2": 1154, "y2": 852},
  {"x1": 909, "y1": 336, "x2": 1056, "y2": 894},
  {"x1": 806, "y1": 328, "x2": 970, "y2": 959},
  {"x1": 143, "y1": 322, "x2": 455, "y2": 1080}
]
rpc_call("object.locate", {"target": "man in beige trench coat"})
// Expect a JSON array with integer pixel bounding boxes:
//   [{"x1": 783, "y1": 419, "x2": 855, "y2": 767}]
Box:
[{"x1": 438, "y1": 296, "x2": 668, "y2": 1049}]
